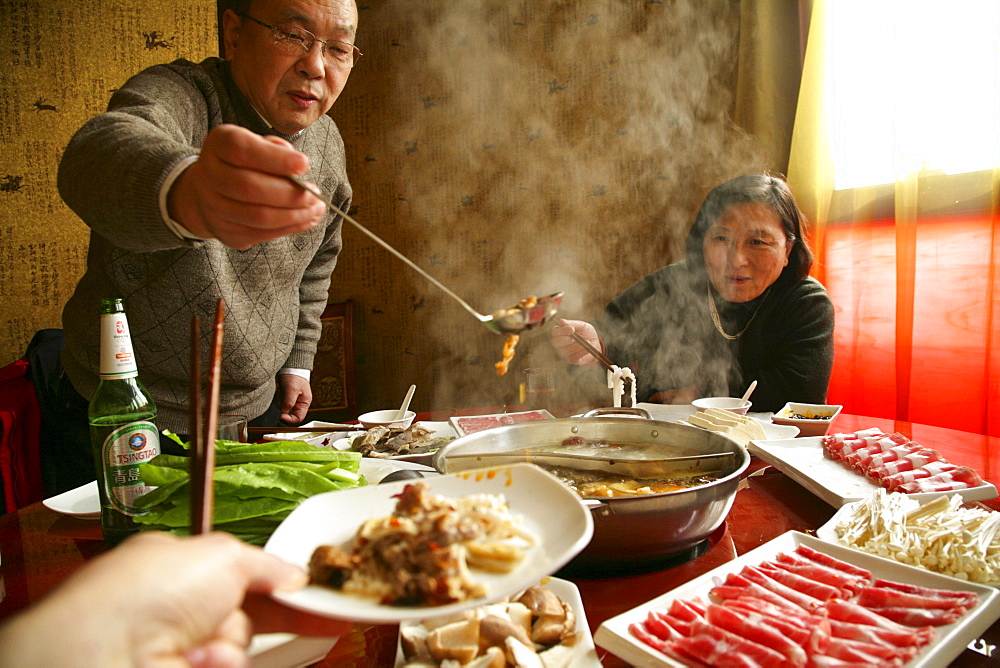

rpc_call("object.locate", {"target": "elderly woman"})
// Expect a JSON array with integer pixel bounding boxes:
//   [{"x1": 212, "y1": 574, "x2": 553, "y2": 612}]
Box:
[{"x1": 553, "y1": 174, "x2": 834, "y2": 413}]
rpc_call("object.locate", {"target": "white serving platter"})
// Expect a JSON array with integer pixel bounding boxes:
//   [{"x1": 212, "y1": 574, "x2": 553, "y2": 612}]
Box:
[
  {"x1": 677, "y1": 416, "x2": 800, "y2": 442},
  {"x1": 264, "y1": 463, "x2": 594, "y2": 624},
  {"x1": 248, "y1": 633, "x2": 339, "y2": 668},
  {"x1": 261, "y1": 420, "x2": 356, "y2": 447},
  {"x1": 40, "y1": 460, "x2": 434, "y2": 521},
  {"x1": 748, "y1": 437, "x2": 998, "y2": 508},
  {"x1": 631, "y1": 402, "x2": 800, "y2": 440},
  {"x1": 42, "y1": 480, "x2": 101, "y2": 519},
  {"x1": 816, "y1": 499, "x2": 1000, "y2": 587},
  {"x1": 594, "y1": 531, "x2": 1000, "y2": 668},
  {"x1": 750, "y1": 420, "x2": 800, "y2": 441},
  {"x1": 354, "y1": 458, "x2": 436, "y2": 482},
  {"x1": 328, "y1": 421, "x2": 457, "y2": 464},
  {"x1": 449, "y1": 410, "x2": 555, "y2": 437},
  {"x1": 394, "y1": 576, "x2": 602, "y2": 667}
]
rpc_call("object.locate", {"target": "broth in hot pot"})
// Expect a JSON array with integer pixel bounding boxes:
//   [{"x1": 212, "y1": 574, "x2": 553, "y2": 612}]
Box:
[{"x1": 540, "y1": 464, "x2": 721, "y2": 498}]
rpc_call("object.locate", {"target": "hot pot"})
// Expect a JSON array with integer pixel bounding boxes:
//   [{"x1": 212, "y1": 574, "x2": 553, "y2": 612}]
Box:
[{"x1": 432, "y1": 410, "x2": 750, "y2": 576}]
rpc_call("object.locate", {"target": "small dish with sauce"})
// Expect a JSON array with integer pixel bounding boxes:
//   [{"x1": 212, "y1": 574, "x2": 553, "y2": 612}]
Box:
[{"x1": 772, "y1": 402, "x2": 843, "y2": 437}]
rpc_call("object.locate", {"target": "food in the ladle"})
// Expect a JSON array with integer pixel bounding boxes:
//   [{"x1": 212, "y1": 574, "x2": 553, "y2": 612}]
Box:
[
  {"x1": 492, "y1": 296, "x2": 539, "y2": 375},
  {"x1": 308, "y1": 481, "x2": 535, "y2": 606},
  {"x1": 491, "y1": 295, "x2": 539, "y2": 322}
]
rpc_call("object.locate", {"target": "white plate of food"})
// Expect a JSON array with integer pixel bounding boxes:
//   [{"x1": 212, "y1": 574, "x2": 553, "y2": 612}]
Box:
[
  {"x1": 754, "y1": 420, "x2": 800, "y2": 440},
  {"x1": 262, "y1": 421, "x2": 355, "y2": 447},
  {"x1": 264, "y1": 463, "x2": 594, "y2": 624},
  {"x1": 450, "y1": 410, "x2": 555, "y2": 437},
  {"x1": 38, "y1": 460, "x2": 432, "y2": 522},
  {"x1": 330, "y1": 421, "x2": 458, "y2": 463},
  {"x1": 631, "y1": 402, "x2": 800, "y2": 440},
  {"x1": 747, "y1": 437, "x2": 998, "y2": 508},
  {"x1": 817, "y1": 491, "x2": 1000, "y2": 586},
  {"x1": 42, "y1": 480, "x2": 101, "y2": 519},
  {"x1": 394, "y1": 576, "x2": 602, "y2": 667},
  {"x1": 248, "y1": 633, "x2": 339, "y2": 667},
  {"x1": 594, "y1": 531, "x2": 1000, "y2": 667},
  {"x1": 356, "y1": 458, "x2": 437, "y2": 483}
]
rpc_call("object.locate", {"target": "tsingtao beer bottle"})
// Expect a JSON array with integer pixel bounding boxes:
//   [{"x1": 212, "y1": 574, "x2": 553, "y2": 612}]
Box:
[{"x1": 89, "y1": 298, "x2": 161, "y2": 545}]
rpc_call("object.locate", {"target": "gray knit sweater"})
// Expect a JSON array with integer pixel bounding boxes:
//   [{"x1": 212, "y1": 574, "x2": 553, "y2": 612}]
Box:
[{"x1": 58, "y1": 58, "x2": 351, "y2": 431}]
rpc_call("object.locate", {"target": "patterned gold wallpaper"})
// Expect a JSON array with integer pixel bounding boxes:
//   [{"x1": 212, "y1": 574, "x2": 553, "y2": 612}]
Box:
[
  {"x1": 1, "y1": 1, "x2": 768, "y2": 416},
  {"x1": 0, "y1": 0, "x2": 217, "y2": 360}
]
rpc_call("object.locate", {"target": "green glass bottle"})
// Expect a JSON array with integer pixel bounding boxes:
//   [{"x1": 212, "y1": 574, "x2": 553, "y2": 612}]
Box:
[{"x1": 89, "y1": 298, "x2": 161, "y2": 545}]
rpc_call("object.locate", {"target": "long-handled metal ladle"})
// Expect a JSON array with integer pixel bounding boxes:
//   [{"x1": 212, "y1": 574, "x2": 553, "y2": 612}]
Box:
[{"x1": 288, "y1": 175, "x2": 562, "y2": 335}]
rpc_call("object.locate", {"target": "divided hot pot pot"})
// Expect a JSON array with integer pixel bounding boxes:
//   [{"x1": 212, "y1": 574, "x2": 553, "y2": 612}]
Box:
[{"x1": 432, "y1": 410, "x2": 750, "y2": 576}]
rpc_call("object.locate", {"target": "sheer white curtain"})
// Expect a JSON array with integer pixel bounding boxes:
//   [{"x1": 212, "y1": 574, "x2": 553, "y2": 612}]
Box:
[{"x1": 788, "y1": 0, "x2": 1000, "y2": 435}]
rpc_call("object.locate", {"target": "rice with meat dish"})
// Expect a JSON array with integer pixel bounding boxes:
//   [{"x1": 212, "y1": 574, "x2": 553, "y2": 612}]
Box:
[{"x1": 309, "y1": 481, "x2": 536, "y2": 606}]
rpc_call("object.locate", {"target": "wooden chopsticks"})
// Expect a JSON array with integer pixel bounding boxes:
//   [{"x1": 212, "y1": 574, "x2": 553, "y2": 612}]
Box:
[
  {"x1": 570, "y1": 330, "x2": 634, "y2": 407},
  {"x1": 569, "y1": 331, "x2": 616, "y2": 372},
  {"x1": 190, "y1": 299, "x2": 225, "y2": 536}
]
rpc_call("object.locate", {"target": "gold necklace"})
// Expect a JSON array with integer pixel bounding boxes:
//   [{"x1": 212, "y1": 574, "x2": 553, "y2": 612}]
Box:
[{"x1": 707, "y1": 285, "x2": 769, "y2": 340}]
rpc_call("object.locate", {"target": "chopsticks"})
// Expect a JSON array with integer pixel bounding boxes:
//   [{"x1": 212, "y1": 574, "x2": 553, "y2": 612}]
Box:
[
  {"x1": 570, "y1": 331, "x2": 616, "y2": 372},
  {"x1": 570, "y1": 330, "x2": 634, "y2": 408},
  {"x1": 190, "y1": 299, "x2": 225, "y2": 536}
]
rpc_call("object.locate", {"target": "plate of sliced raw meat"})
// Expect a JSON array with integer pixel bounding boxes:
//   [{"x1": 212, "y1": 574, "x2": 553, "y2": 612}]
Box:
[
  {"x1": 594, "y1": 531, "x2": 1000, "y2": 667},
  {"x1": 747, "y1": 431, "x2": 998, "y2": 508},
  {"x1": 450, "y1": 409, "x2": 555, "y2": 437}
]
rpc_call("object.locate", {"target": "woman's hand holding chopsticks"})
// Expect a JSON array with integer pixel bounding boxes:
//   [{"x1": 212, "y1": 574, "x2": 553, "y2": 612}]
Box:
[{"x1": 550, "y1": 318, "x2": 612, "y2": 369}]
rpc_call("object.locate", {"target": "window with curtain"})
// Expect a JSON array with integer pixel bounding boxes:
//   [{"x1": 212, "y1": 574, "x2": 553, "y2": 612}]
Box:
[{"x1": 788, "y1": 0, "x2": 1000, "y2": 435}]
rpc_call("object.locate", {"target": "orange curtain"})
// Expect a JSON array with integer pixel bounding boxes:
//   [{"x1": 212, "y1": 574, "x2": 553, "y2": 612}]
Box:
[{"x1": 788, "y1": 0, "x2": 1000, "y2": 436}]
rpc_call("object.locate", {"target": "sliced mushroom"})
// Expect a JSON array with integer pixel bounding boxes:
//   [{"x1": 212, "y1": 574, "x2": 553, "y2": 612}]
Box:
[
  {"x1": 538, "y1": 641, "x2": 580, "y2": 668},
  {"x1": 399, "y1": 623, "x2": 429, "y2": 660},
  {"x1": 479, "y1": 613, "x2": 533, "y2": 652},
  {"x1": 515, "y1": 586, "x2": 564, "y2": 618},
  {"x1": 505, "y1": 601, "x2": 534, "y2": 640},
  {"x1": 425, "y1": 619, "x2": 480, "y2": 664},
  {"x1": 505, "y1": 636, "x2": 543, "y2": 668},
  {"x1": 531, "y1": 599, "x2": 576, "y2": 646},
  {"x1": 463, "y1": 646, "x2": 506, "y2": 668}
]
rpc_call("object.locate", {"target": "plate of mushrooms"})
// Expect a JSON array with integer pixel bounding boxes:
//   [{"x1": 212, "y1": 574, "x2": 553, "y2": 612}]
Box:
[{"x1": 395, "y1": 576, "x2": 601, "y2": 667}]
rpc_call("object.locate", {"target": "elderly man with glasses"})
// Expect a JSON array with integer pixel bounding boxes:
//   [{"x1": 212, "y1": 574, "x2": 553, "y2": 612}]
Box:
[{"x1": 49, "y1": 0, "x2": 361, "y2": 494}]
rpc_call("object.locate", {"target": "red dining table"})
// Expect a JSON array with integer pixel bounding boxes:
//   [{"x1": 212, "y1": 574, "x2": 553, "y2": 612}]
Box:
[{"x1": 1, "y1": 410, "x2": 998, "y2": 666}]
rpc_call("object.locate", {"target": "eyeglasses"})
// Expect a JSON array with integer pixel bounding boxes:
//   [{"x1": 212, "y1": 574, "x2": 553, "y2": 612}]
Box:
[{"x1": 237, "y1": 12, "x2": 362, "y2": 68}]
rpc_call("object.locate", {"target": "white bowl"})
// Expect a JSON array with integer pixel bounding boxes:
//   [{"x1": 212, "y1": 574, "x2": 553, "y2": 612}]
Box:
[
  {"x1": 771, "y1": 402, "x2": 843, "y2": 437},
  {"x1": 357, "y1": 409, "x2": 416, "y2": 430},
  {"x1": 691, "y1": 397, "x2": 751, "y2": 415}
]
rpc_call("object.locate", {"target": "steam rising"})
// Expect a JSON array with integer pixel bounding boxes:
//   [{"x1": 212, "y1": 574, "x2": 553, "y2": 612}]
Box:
[{"x1": 355, "y1": 1, "x2": 766, "y2": 409}]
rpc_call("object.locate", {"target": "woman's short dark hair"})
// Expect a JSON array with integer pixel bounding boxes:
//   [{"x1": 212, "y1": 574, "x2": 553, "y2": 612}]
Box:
[{"x1": 685, "y1": 173, "x2": 814, "y2": 284}]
